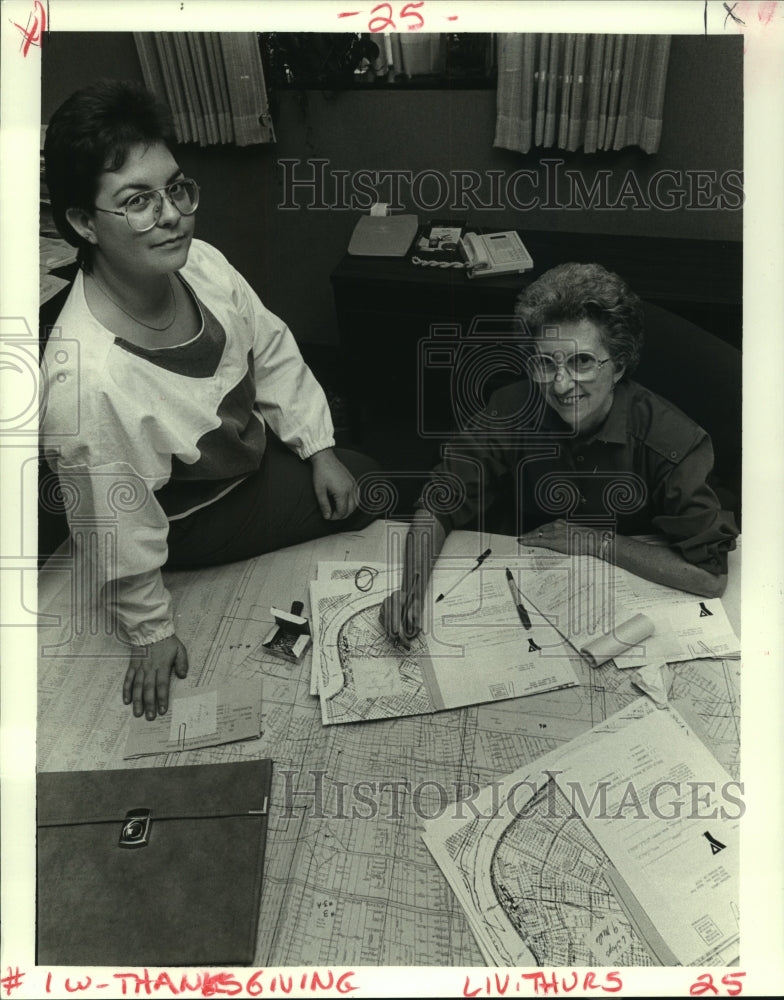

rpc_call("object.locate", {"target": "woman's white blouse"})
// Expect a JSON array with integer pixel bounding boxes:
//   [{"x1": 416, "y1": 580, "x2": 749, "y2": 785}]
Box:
[{"x1": 41, "y1": 239, "x2": 335, "y2": 644}]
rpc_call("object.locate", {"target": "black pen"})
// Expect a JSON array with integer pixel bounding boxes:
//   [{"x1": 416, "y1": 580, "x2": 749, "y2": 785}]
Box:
[
  {"x1": 505, "y1": 567, "x2": 532, "y2": 630},
  {"x1": 435, "y1": 548, "x2": 492, "y2": 603}
]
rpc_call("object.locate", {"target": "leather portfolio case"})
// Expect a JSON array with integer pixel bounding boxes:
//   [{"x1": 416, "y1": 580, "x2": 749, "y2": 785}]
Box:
[{"x1": 37, "y1": 759, "x2": 272, "y2": 967}]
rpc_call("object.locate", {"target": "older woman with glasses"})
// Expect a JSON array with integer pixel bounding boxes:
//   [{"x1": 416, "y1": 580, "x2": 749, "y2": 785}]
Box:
[
  {"x1": 41, "y1": 80, "x2": 375, "y2": 721},
  {"x1": 383, "y1": 261, "x2": 739, "y2": 645}
]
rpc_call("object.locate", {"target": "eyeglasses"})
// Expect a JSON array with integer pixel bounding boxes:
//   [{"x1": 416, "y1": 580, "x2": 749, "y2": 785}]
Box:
[
  {"x1": 526, "y1": 350, "x2": 612, "y2": 383},
  {"x1": 94, "y1": 178, "x2": 200, "y2": 232}
]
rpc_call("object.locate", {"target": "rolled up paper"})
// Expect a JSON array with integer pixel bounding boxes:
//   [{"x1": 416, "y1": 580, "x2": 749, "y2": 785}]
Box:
[{"x1": 579, "y1": 612, "x2": 655, "y2": 668}]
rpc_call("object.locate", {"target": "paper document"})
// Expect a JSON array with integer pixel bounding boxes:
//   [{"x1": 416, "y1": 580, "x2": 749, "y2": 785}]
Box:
[
  {"x1": 422, "y1": 699, "x2": 739, "y2": 967},
  {"x1": 555, "y1": 704, "x2": 740, "y2": 965},
  {"x1": 310, "y1": 560, "x2": 580, "y2": 725},
  {"x1": 124, "y1": 681, "x2": 263, "y2": 758},
  {"x1": 310, "y1": 561, "x2": 387, "y2": 694},
  {"x1": 514, "y1": 552, "x2": 660, "y2": 668},
  {"x1": 39, "y1": 235, "x2": 78, "y2": 269},
  {"x1": 650, "y1": 598, "x2": 740, "y2": 663},
  {"x1": 516, "y1": 551, "x2": 739, "y2": 669}
]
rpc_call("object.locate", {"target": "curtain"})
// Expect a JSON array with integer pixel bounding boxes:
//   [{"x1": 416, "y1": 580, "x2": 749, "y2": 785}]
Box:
[
  {"x1": 495, "y1": 33, "x2": 670, "y2": 155},
  {"x1": 391, "y1": 34, "x2": 446, "y2": 76},
  {"x1": 134, "y1": 33, "x2": 275, "y2": 147}
]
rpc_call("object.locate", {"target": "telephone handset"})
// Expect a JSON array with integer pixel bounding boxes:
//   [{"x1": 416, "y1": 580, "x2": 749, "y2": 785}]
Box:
[{"x1": 459, "y1": 231, "x2": 534, "y2": 278}]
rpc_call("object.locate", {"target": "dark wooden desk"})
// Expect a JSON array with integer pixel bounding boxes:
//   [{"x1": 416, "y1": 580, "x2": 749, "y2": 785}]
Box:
[
  {"x1": 330, "y1": 230, "x2": 742, "y2": 471},
  {"x1": 331, "y1": 228, "x2": 742, "y2": 329}
]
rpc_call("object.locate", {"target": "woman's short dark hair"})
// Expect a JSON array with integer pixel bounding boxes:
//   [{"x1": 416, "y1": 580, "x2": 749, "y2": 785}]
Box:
[
  {"x1": 515, "y1": 262, "x2": 644, "y2": 374},
  {"x1": 44, "y1": 80, "x2": 176, "y2": 268}
]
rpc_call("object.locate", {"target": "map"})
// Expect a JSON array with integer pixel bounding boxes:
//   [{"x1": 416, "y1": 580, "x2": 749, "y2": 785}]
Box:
[
  {"x1": 37, "y1": 526, "x2": 740, "y2": 966},
  {"x1": 423, "y1": 700, "x2": 740, "y2": 967},
  {"x1": 484, "y1": 781, "x2": 655, "y2": 966},
  {"x1": 309, "y1": 561, "x2": 581, "y2": 725}
]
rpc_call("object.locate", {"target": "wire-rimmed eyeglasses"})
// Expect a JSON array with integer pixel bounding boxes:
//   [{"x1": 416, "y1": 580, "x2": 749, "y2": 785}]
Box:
[
  {"x1": 526, "y1": 350, "x2": 612, "y2": 383},
  {"x1": 94, "y1": 178, "x2": 200, "y2": 233}
]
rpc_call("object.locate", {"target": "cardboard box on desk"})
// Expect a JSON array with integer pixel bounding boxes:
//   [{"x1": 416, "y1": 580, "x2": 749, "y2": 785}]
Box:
[{"x1": 37, "y1": 760, "x2": 272, "y2": 967}]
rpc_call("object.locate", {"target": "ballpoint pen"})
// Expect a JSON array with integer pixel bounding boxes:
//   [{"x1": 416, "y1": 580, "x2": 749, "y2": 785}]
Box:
[
  {"x1": 435, "y1": 548, "x2": 492, "y2": 603},
  {"x1": 505, "y1": 567, "x2": 532, "y2": 630}
]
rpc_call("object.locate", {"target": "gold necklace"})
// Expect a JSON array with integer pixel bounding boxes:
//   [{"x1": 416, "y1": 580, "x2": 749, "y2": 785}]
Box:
[{"x1": 90, "y1": 272, "x2": 177, "y2": 332}]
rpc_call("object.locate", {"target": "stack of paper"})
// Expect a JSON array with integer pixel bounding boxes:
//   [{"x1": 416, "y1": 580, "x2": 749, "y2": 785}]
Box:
[
  {"x1": 422, "y1": 699, "x2": 740, "y2": 967},
  {"x1": 309, "y1": 560, "x2": 581, "y2": 725},
  {"x1": 124, "y1": 681, "x2": 263, "y2": 758},
  {"x1": 515, "y1": 550, "x2": 740, "y2": 669}
]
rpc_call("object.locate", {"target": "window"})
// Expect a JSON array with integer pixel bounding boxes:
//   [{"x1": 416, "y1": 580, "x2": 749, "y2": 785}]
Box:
[{"x1": 261, "y1": 33, "x2": 497, "y2": 91}]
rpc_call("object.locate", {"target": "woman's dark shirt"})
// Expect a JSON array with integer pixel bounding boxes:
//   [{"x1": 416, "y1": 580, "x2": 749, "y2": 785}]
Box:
[{"x1": 424, "y1": 379, "x2": 738, "y2": 575}]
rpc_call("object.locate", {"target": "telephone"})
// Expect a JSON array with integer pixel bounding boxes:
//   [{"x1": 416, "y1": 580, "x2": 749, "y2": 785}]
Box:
[{"x1": 459, "y1": 231, "x2": 534, "y2": 278}]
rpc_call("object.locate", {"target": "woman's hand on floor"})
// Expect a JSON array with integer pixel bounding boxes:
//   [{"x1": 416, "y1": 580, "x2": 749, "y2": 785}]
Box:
[{"x1": 124, "y1": 634, "x2": 189, "y2": 720}]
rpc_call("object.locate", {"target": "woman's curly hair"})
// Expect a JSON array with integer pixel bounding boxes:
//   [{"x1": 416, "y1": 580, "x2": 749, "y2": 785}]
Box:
[{"x1": 515, "y1": 262, "x2": 644, "y2": 375}]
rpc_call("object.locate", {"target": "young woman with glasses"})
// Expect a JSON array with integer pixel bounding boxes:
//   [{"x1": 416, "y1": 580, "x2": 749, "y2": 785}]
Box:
[
  {"x1": 383, "y1": 262, "x2": 739, "y2": 646},
  {"x1": 41, "y1": 80, "x2": 376, "y2": 721}
]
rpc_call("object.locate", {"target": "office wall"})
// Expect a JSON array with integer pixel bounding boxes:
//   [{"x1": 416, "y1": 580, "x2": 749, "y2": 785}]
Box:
[{"x1": 42, "y1": 32, "x2": 743, "y2": 345}]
